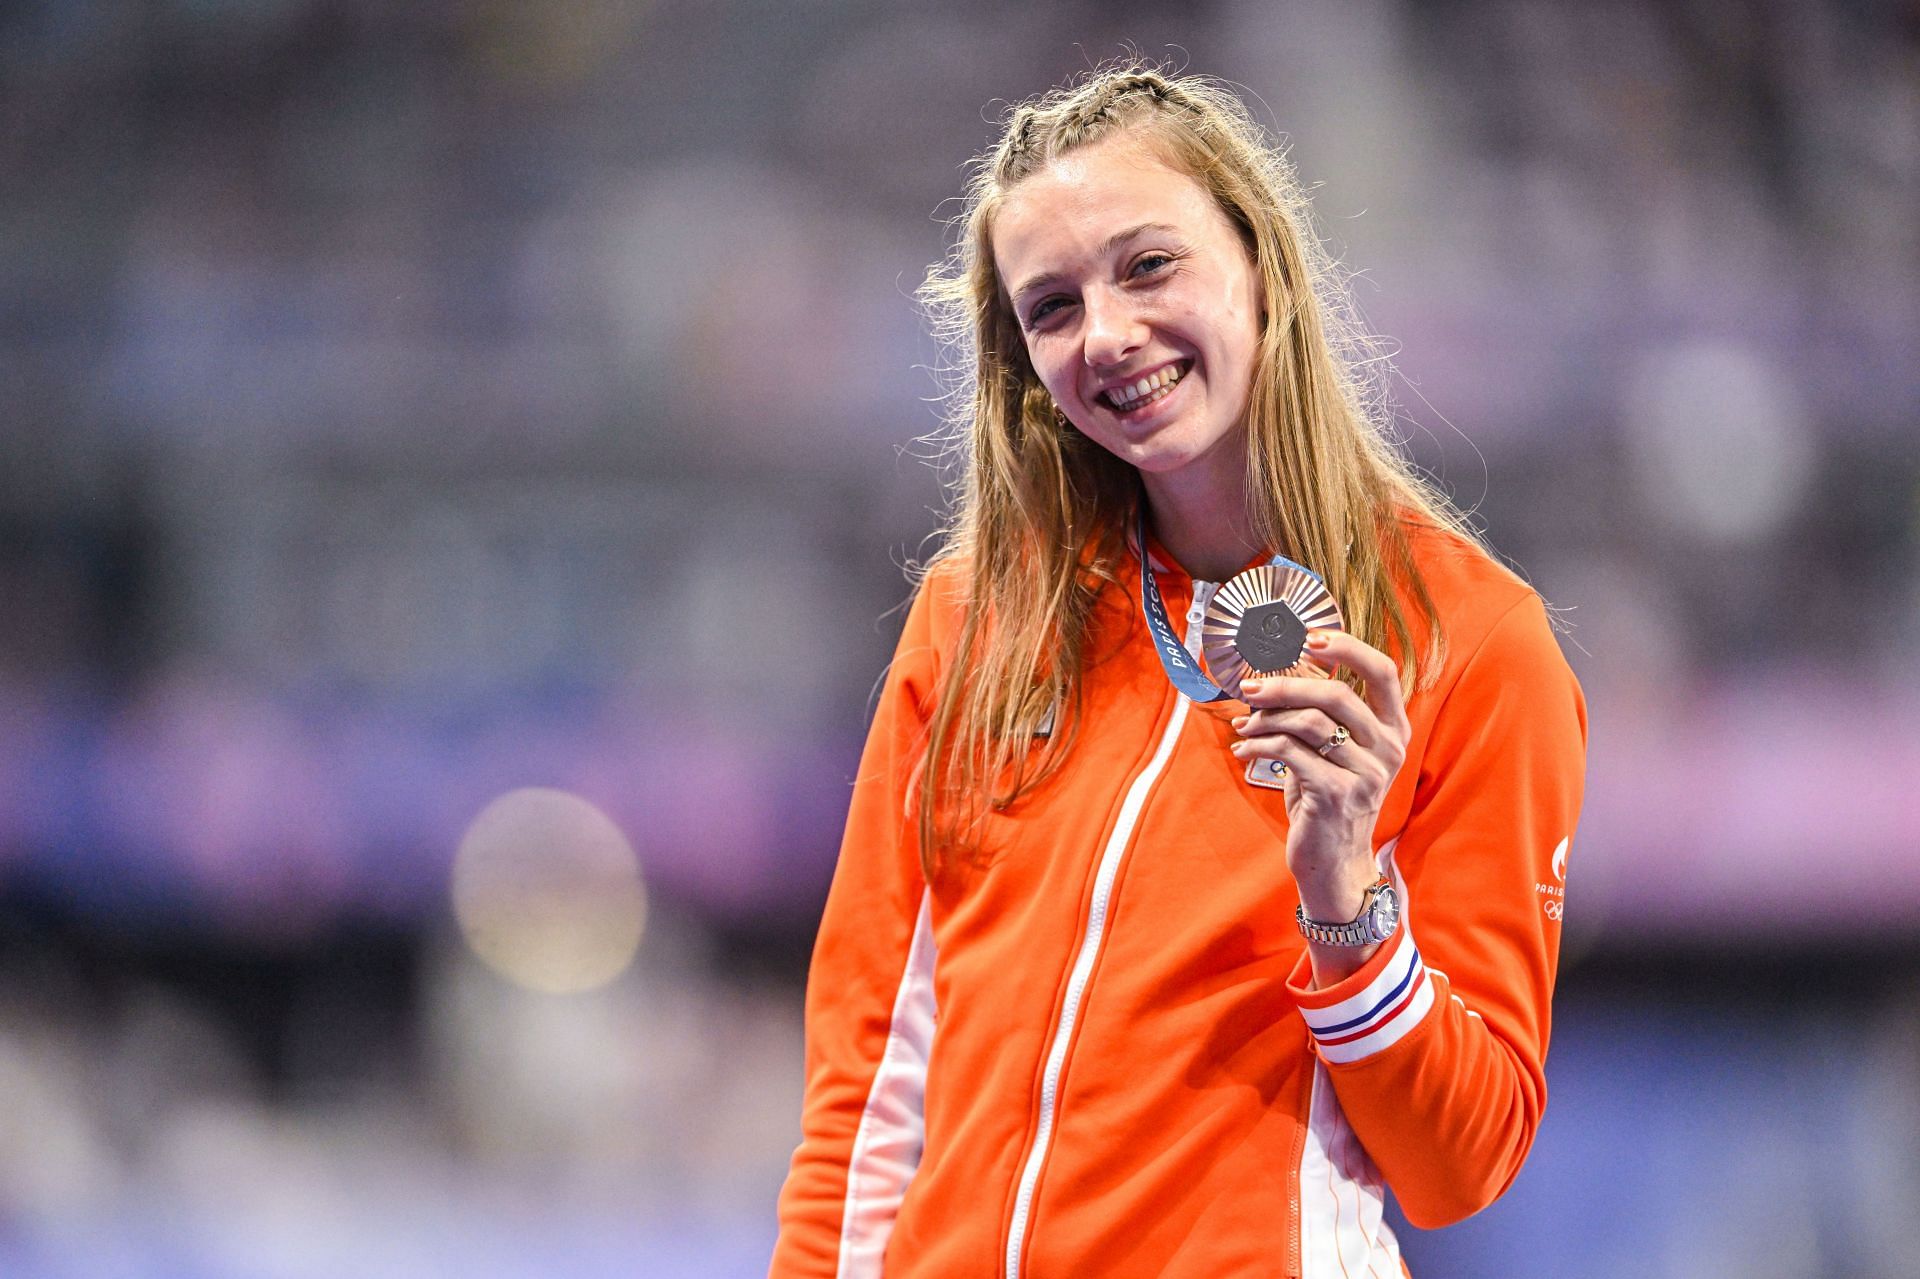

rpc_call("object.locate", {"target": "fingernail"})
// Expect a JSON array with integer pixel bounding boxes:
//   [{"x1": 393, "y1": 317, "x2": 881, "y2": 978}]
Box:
[
  {"x1": 1306, "y1": 631, "x2": 1332, "y2": 649},
  {"x1": 1229, "y1": 740, "x2": 1249, "y2": 756},
  {"x1": 1241, "y1": 678, "x2": 1263, "y2": 693},
  {"x1": 1231, "y1": 715, "x2": 1249, "y2": 732}
]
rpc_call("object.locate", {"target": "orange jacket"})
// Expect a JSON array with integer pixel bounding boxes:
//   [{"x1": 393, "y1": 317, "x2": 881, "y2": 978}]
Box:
[{"x1": 771, "y1": 522, "x2": 1588, "y2": 1278}]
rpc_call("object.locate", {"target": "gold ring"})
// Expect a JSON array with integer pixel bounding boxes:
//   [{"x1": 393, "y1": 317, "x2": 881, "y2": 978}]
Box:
[{"x1": 1317, "y1": 723, "x2": 1350, "y2": 757}]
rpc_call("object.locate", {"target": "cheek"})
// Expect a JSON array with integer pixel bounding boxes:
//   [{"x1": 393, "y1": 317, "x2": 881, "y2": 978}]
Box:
[
  {"x1": 1026, "y1": 345, "x2": 1078, "y2": 405},
  {"x1": 1231, "y1": 271, "x2": 1267, "y2": 347},
  {"x1": 1194, "y1": 294, "x2": 1260, "y2": 372}
]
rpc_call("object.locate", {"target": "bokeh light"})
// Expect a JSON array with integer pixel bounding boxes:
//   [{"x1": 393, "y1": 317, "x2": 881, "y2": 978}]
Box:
[
  {"x1": 450, "y1": 788, "x2": 646, "y2": 995},
  {"x1": 1622, "y1": 340, "x2": 1817, "y2": 545}
]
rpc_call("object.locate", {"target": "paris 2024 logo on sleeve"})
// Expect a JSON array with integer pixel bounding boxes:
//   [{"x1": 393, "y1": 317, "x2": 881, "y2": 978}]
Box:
[{"x1": 1535, "y1": 838, "x2": 1568, "y2": 922}]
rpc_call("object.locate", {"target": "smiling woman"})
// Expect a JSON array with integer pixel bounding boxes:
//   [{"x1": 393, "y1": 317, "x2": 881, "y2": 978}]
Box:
[{"x1": 770, "y1": 63, "x2": 1588, "y2": 1279}]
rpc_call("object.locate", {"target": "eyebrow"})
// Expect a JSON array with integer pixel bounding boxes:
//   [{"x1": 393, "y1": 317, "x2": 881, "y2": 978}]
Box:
[{"x1": 1010, "y1": 221, "x2": 1180, "y2": 306}]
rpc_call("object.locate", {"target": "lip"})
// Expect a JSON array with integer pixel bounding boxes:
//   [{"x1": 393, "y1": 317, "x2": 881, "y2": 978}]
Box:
[{"x1": 1094, "y1": 358, "x2": 1193, "y2": 426}]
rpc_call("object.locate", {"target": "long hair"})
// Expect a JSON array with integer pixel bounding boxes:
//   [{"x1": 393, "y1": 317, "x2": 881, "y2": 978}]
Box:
[{"x1": 912, "y1": 62, "x2": 1482, "y2": 873}]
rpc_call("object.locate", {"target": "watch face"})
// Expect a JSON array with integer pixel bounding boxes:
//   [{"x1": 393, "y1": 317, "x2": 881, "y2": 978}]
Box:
[{"x1": 1367, "y1": 885, "x2": 1401, "y2": 941}]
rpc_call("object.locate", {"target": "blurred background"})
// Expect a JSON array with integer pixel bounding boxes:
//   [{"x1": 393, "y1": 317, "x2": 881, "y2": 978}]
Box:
[{"x1": 1, "y1": 0, "x2": 1916, "y2": 1275}]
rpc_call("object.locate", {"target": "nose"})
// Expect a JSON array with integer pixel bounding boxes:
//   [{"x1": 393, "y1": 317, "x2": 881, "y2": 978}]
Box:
[{"x1": 1081, "y1": 287, "x2": 1146, "y2": 370}]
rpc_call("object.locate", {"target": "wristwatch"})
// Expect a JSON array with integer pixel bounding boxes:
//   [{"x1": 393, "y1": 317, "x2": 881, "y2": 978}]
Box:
[{"x1": 1296, "y1": 878, "x2": 1400, "y2": 947}]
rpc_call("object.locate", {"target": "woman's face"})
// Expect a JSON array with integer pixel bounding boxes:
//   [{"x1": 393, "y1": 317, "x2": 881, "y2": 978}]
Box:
[{"x1": 992, "y1": 133, "x2": 1266, "y2": 497}]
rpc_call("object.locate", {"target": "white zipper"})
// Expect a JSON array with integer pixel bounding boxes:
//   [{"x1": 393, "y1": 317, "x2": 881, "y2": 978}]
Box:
[{"x1": 1001, "y1": 582, "x2": 1216, "y2": 1279}]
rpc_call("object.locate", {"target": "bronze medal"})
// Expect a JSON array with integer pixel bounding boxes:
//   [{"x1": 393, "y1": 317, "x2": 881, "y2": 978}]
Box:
[{"x1": 1200, "y1": 563, "x2": 1344, "y2": 700}]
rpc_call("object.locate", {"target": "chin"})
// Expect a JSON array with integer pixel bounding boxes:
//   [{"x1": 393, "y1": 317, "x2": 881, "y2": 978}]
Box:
[
  {"x1": 1126, "y1": 449, "x2": 1202, "y2": 475},
  {"x1": 1124, "y1": 431, "x2": 1223, "y2": 473}
]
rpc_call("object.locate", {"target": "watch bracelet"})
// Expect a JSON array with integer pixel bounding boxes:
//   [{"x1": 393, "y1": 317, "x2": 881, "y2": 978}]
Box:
[
  {"x1": 1294, "y1": 878, "x2": 1396, "y2": 947},
  {"x1": 1294, "y1": 906, "x2": 1376, "y2": 947}
]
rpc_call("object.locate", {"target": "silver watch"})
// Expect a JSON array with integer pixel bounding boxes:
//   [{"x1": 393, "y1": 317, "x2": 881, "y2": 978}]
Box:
[{"x1": 1296, "y1": 879, "x2": 1400, "y2": 947}]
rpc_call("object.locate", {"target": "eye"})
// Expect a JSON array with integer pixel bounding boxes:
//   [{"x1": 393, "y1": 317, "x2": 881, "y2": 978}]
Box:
[
  {"x1": 1026, "y1": 295, "x2": 1070, "y2": 328},
  {"x1": 1131, "y1": 252, "x2": 1174, "y2": 277}
]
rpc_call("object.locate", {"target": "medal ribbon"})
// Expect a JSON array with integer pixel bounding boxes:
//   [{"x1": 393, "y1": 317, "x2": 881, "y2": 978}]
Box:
[{"x1": 1133, "y1": 504, "x2": 1329, "y2": 704}]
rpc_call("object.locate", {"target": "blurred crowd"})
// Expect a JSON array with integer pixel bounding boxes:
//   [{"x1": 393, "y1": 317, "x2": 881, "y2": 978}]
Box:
[{"x1": 1, "y1": 1, "x2": 1916, "y2": 1274}]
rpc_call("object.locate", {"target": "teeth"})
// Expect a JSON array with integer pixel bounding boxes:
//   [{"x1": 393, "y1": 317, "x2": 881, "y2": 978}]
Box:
[{"x1": 1107, "y1": 363, "x2": 1185, "y2": 409}]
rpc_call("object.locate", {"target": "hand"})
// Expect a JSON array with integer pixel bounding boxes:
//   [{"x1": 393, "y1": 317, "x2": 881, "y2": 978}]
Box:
[{"x1": 1228, "y1": 630, "x2": 1411, "y2": 968}]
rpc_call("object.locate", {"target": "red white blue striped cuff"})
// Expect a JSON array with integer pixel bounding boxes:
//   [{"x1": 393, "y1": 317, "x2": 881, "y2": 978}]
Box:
[{"x1": 1292, "y1": 926, "x2": 1436, "y2": 1065}]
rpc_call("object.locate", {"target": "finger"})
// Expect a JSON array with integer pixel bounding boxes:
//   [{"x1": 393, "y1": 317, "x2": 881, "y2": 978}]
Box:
[
  {"x1": 1229, "y1": 729, "x2": 1352, "y2": 785},
  {"x1": 1233, "y1": 723, "x2": 1387, "y2": 778},
  {"x1": 1232, "y1": 728, "x2": 1393, "y2": 796},
  {"x1": 1238, "y1": 675, "x2": 1381, "y2": 745},
  {"x1": 1230, "y1": 705, "x2": 1373, "y2": 752},
  {"x1": 1302, "y1": 631, "x2": 1411, "y2": 735}
]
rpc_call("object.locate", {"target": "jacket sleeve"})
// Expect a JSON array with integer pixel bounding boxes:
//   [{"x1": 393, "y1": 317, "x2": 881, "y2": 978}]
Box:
[
  {"x1": 1284, "y1": 591, "x2": 1587, "y2": 1228},
  {"x1": 769, "y1": 576, "x2": 947, "y2": 1278}
]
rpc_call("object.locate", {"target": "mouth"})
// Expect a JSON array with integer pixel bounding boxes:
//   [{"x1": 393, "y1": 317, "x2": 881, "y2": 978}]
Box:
[{"x1": 1097, "y1": 360, "x2": 1192, "y2": 414}]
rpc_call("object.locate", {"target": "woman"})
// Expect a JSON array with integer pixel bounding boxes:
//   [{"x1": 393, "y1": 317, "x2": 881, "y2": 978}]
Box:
[{"x1": 771, "y1": 65, "x2": 1586, "y2": 1278}]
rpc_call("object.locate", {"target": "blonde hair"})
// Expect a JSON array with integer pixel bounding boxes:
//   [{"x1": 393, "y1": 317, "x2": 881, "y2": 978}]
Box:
[{"x1": 913, "y1": 62, "x2": 1480, "y2": 872}]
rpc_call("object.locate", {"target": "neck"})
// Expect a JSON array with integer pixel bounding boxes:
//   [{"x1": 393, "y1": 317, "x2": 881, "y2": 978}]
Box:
[{"x1": 1141, "y1": 471, "x2": 1259, "y2": 583}]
